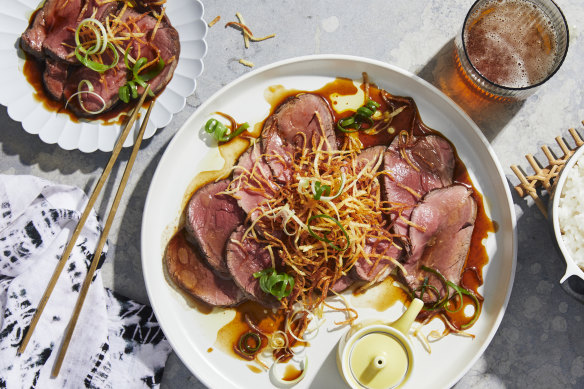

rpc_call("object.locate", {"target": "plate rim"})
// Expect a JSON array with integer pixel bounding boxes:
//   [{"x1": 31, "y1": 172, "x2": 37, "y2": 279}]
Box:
[{"x1": 141, "y1": 53, "x2": 518, "y2": 388}]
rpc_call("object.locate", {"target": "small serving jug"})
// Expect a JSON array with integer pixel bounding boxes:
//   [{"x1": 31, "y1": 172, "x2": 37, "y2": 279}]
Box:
[{"x1": 336, "y1": 298, "x2": 424, "y2": 389}]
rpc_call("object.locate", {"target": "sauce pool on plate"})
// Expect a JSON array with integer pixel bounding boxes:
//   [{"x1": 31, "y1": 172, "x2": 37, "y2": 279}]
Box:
[{"x1": 165, "y1": 76, "x2": 495, "y2": 368}]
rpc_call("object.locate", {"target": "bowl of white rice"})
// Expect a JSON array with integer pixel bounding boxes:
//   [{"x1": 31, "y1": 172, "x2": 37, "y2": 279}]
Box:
[{"x1": 551, "y1": 144, "x2": 584, "y2": 284}]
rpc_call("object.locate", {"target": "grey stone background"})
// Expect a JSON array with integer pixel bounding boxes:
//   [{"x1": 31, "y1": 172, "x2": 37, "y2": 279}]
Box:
[{"x1": 1, "y1": 0, "x2": 584, "y2": 387}]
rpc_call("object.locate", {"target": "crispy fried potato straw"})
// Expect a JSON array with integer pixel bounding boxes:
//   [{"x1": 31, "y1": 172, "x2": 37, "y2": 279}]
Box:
[{"x1": 224, "y1": 113, "x2": 405, "y2": 315}]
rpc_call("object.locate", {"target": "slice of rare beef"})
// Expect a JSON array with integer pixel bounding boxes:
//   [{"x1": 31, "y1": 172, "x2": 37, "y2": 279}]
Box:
[
  {"x1": 351, "y1": 234, "x2": 403, "y2": 283},
  {"x1": 261, "y1": 93, "x2": 336, "y2": 183},
  {"x1": 382, "y1": 134, "x2": 455, "y2": 238},
  {"x1": 225, "y1": 225, "x2": 280, "y2": 308},
  {"x1": 353, "y1": 145, "x2": 386, "y2": 172},
  {"x1": 43, "y1": 58, "x2": 68, "y2": 100},
  {"x1": 62, "y1": 60, "x2": 128, "y2": 117},
  {"x1": 165, "y1": 231, "x2": 246, "y2": 307},
  {"x1": 330, "y1": 274, "x2": 354, "y2": 293},
  {"x1": 185, "y1": 179, "x2": 246, "y2": 279},
  {"x1": 232, "y1": 143, "x2": 280, "y2": 222},
  {"x1": 121, "y1": 8, "x2": 181, "y2": 96},
  {"x1": 61, "y1": 7, "x2": 180, "y2": 116},
  {"x1": 20, "y1": 0, "x2": 54, "y2": 59},
  {"x1": 350, "y1": 146, "x2": 402, "y2": 283},
  {"x1": 42, "y1": 0, "x2": 118, "y2": 63},
  {"x1": 402, "y1": 185, "x2": 477, "y2": 301}
]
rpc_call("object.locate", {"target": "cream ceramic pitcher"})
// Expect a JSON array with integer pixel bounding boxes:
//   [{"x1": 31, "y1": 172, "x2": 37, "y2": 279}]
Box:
[{"x1": 336, "y1": 298, "x2": 424, "y2": 389}]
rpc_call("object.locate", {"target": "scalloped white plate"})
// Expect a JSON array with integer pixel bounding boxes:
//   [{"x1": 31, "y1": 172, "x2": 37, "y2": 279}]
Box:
[
  {"x1": 142, "y1": 55, "x2": 517, "y2": 389},
  {"x1": 0, "y1": 0, "x2": 207, "y2": 153}
]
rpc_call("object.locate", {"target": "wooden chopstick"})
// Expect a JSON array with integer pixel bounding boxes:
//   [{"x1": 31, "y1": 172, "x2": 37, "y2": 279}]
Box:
[
  {"x1": 51, "y1": 97, "x2": 155, "y2": 377},
  {"x1": 17, "y1": 87, "x2": 152, "y2": 358}
]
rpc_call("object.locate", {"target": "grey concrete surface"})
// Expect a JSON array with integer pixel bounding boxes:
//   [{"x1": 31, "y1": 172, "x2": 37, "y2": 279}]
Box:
[{"x1": 1, "y1": 0, "x2": 584, "y2": 387}]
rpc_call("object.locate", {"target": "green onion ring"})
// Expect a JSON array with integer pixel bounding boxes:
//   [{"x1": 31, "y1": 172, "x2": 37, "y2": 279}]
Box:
[
  {"x1": 337, "y1": 117, "x2": 359, "y2": 133},
  {"x1": 335, "y1": 99, "x2": 380, "y2": 133},
  {"x1": 64, "y1": 80, "x2": 106, "y2": 115},
  {"x1": 317, "y1": 172, "x2": 346, "y2": 201},
  {"x1": 141, "y1": 58, "x2": 165, "y2": 81},
  {"x1": 365, "y1": 100, "x2": 380, "y2": 110},
  {"x1": 356, "y1": 106, "x2": 374, "y2": 117},
  {"x1": 253, "y1": 268, "x2": 294, "y2": 299},
  {"x1": 75, "y1": 42, "x2": 119, "y2": 73},
  {"x1": 204, "y1": 118, "x2": 249, "y2": 143},
  {"x1": 446, "y1": 281, "x2": 481, "y2": 328},
  {"x1": 444, "y1": 282, "x2": 464, "y2": 313},
  {"x1": 123, "y1": 45, "x2": 133, "y2": 69},
  {"x1": 132, "y1": 57, "x2": 148, "y2": 80},
  {"x1": 420, "y1": 266, "x2": 451, "y2": 308},
  {"x1": 238, "y1": 331, "x2": 262, "y2": 354},
  {"x1": 75, "y1": 18, "x2": 108, "y2": 55},
  {"x1": 312, "y1": 181, "x2": 331, "y2": 200},
  {"x1": 118, "y1": 85, "x2": 130, "y2": 104},
  {"x1": 416, "y1": 266, "x2": 482, "y2": 329}
]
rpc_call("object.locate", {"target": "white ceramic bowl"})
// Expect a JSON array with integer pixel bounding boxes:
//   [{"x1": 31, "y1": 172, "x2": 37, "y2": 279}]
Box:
[{"x1": 550, "y1": 145, "x2": 584, "y2": 285}]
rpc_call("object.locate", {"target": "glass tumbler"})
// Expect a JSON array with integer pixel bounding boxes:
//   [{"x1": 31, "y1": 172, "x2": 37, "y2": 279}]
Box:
[{"x1": 454, "y1": 0, "x2": 569, "y2": 100}]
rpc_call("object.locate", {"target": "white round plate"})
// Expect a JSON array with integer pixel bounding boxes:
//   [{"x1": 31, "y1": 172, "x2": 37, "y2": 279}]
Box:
[
  {"x1": 142, "y1": 55, "x2": 517, "y2": 389},
  {"x1": 0, "y1": 0, "x2": 207, "y2": 153}
]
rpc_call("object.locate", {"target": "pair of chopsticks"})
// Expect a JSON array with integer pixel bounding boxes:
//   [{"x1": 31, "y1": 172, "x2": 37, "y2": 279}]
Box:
[{"x1": 17, "y1": 86, "x2": 154, "y2": 377}]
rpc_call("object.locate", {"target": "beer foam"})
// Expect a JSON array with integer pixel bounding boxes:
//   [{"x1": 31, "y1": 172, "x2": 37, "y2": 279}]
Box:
[{"x1": 464, "y1": 0, "x2": 559, "y2": 88}]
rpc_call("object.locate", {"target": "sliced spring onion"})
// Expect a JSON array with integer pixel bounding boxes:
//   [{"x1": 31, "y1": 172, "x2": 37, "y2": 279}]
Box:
[
  {"x1": 312, "y1": 181, "x2": 331, "y2": 200},
  {"x1": 75, "y1": 42, "x2": 119, "y2": 73},
  {"x1": 270, "y1": 331, "x2": 289, "y2": 350},
  {"x1": 336, "y1": 99, "x2": 381, "y2": 133},
  {"x1": 120, "y1": 46, "x2": 166, "y2": 102},
  {"x1": 64, "y1": 80, "x2": 106, "y2": 115},
  {"x1": 237, "y1": 331, "x2": 262, "y2": 355},
  {"x1": 123, "y1": 45, "x2": 133, "y2": 69},
  {"x1": 132, "y1": 57, "x2": 149, "y2": 80},
  {"x1": 204, "y1": 118, "x2": 249, "y2": 143},
  {"x1": 118, "y1": 85, "x2": 131, "y2": 104},
  {"x1": 311, "y1": 172, "x2": 346, "y2": 202},
  {"x1": 336, "y1": 116, "x2": 359, "y2": 133},
  {"x1": 413, "y1": 266, "x2": 482, "y2": 329},
  {"x1": 253, "y1": 268, "x2": 294, "y2": 299},
  {"x1": 306, "y1": 214, "x2": 350, "y2": 251},
  {"x1": 75, "y1": 18, "x2": 108, "y2": 55},
  {"x1": 417, "y1": 266, "x2": 450, "y2": 309},
  {"x1": 141, "y1": 58, "x2": 165, "y2": 82},
  {"x1": 447, "y1": 281, "x2": 481, "y2": 329}
]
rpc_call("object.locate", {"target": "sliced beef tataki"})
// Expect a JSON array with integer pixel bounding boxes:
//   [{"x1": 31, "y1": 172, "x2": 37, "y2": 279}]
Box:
[
  {"x1": 62, "y1": 60, "x2": 128, "y2": 117},
  {"x1": 382, "y1": 134, "x2": 455, "y2": 238},
  {"x1": 402, "y1": 185, "x2": 477, "y2": 301},
  {"x1": 225, "y1": 225, "x2": 279, "y2": 308},
  {"x1": 352, "y1": 235, "x2": 402, "y2": 283},
  {"x1": 42, "y1": 0, "x2": 118, "y2": 64},
  {"x1": 185, "y1": 179, "x2": 246, "y2": 278},
  {"x1": 122, "y1": 8, "x2": 181, "y2": 96},
  {"x1": 262, "y1": 93, "x2": 336, "y2": 183},
  {"x1": 350, "y1": 145, "x2": 401, "y2": 283},
  {"x1": 43, "y1": 58, "x2": 68, "y2": 100},
  {"x1": 232, "y1": 143, "x2": 280, "y2": 221},
  {"x1": 330, "y1": 275, "x2": 354, "y2": 294},
  {"x1": 165, "y1": 231, "x2": 245, "y2": 307},
  {"x1": 20, "y1": 0, "x2": 52, "y2": 59}
]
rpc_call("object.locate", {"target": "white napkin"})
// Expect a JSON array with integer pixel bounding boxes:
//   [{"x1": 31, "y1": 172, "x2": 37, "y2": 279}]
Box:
[{"x1": 0, "y1": 175, "x2": 172, "y2": 388}]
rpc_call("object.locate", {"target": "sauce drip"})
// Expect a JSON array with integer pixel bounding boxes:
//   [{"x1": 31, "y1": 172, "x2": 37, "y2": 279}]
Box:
[
  {"x1": 23, "y1": 54, "x2": 143, "y2": 124},
  {"x1": 282, "y1": 365, "x2": 304, "y2": 381}
]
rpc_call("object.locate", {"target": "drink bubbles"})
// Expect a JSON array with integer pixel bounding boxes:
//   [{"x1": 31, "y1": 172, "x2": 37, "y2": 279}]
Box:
[{"x1": 455, "y1": 0, "x2": 569, "y2": 100}]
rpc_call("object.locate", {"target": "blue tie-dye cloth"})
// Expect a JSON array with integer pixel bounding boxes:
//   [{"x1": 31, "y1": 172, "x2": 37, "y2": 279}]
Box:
[{"x1": 0, "y1": 175, "x2": 172, "y2": 388}]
